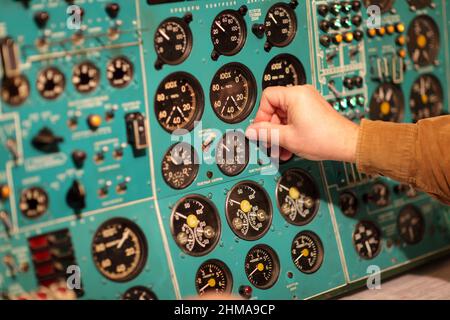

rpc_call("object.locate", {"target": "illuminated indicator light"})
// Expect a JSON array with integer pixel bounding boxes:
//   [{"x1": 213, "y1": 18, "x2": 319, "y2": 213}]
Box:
[
  {"x1": 396, "y1": 23, "x2": 405, "y2": 33},
  {"x1": 417, "y1": 35, "x2": 427, "y2": 49},
  {"x1": 289, "y1": 187, "x2": 300, "y2": 200},
  {"x1": 186, "y1": 214, "x2": 199, "y2": 228},
  {"x1": 398, "y1": 49, "x2": 407, "y2": 58},
  {"x1": 367, "y1": 28, "x2": 376, "y2": 38},
  {"x1": 36, "y1": 263, "x2": 55, "y2": 277},
  {"x1": 396, "y1": 35, "x2": 406, "y2": 46},
  {"x1": 28, "y1": 236, "x2": 48, "y2": 249},
  {"x1": 1, "y1": 185, "x2": 10, "y2": 200},
  {"x1": 240, "y1": 199, "x2": 252, "y2": 213},
  {"x1": 377, "y1": 27, "x2": 386, "y2": 36},
  {"x1": 381, "y1": 102, "x2": 391, "y2": 115},
  {"x1": 333, "y1": 34, "x2": 343, "y2": 44},
  {"x1": 344, "y1": 32, "x2": 354, "y2": 42},
  {"x1": 88, "y1": 114, "x2": 102, "y2": 129},
  {"x1": 386, "y1": 25, "x2": 395, "y2": 34}
]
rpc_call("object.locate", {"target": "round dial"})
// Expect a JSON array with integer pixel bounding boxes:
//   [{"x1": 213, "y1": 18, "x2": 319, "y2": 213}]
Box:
[
  {"x1": 1, "y1": 75, "x2": 30, "y2": 106},
  {"x1": 353, "y1": 221, "x2": 382, "y2": 259},
  {"x1": 408, "y1": 0, "x2": 432, "y2": 9},
  {"x1": 369, "y1": 83, "x2": 404, "y2": 122},
  {"x1": 36, "y1": 67, "x2": 65, "y2": 100},
  {"x1": 216, "y1": 130, "x2": 249, "y2": 177},
  {"x1": 225, "y1": 181, "x2": 273, "y2": 241},
  {"x1": 170, "y1": 195, "x2": 221, "y2": 256},
  {"x1": 162, "y1": 142, "x2": 199, "y2": 189},
  {"x1": 19, "y1": 187, "x2": 49, "y2": 219},
  {"x1": 291, "y1": 231, "x2": 324, "y2": 274},
  {"x1": 407, "y1": 15, "x2": 440, "y2": 67},
  {"x1": 211, "y1": 10, "x2": 247, "y2": 56},
  {"x1": 155, "y1": 72, "x2": 204, "y2": 133},
  {"x1": 409, "y1": 74, "x2": 443, "y2": 122},
  {"x1": 262, "y1": 54, "x2": 306, "y2": 89},
  {"x1": 195, "y1": 260, "x2": 233, "y2": 296},
  {"x1": 366, "y1": 182, "x2": 390, "y2": 207},
  {"x1": 264, "y1": 3, "x2": 297, "y2": 48},
  {"x1": 339, "y1": 191, "x2": 358, "y2": 217},
  {"x1": 92, "y1": 218, "x2": 148, "y2": 282},
  {"x1": 276, "y1": 169, "x2": 319, "y2": 226},
  {"x1": 122, "y1": 286, "x2": 157, "y2": 300},
  {"x1": 244, "y1": 244, "x2": 280, "y2": 289},
  {"x1": 363, "y1": 0, "x2": 395, "y2": 13},
  {"x1": 154, "y1": 17, "x2": 192, "y2": 66},
  {"x1": 210, "y1": 63, "x2": 256, "y2": 123},
  {"x1": 397, "y1": 205, "x2": 425, "y2": 245},
  {"x1": 107, "y1": 56, "x2": 134, "y2": 88},
  {"x1": 72, "y1": 61, "x2": 100, "y2": 93}
]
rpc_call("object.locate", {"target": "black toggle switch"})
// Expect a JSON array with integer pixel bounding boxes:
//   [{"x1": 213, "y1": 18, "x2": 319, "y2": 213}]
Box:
[
  {"x1": 72, "y1": 150, "x2": 87, "y2": 168},
  {"x1": 105, "y1": 3, "x2": 120, "y2": 19},
  {"x1": 252, "y1": 24, "x2": 265, "y2": 39},
  {"x1": 34, "y1": 11, "x2": 49, "y2": 29},
  {"x1": 32, "y1": 127, "x2": 63, "y2": 153},
  {"x1": 66, "y1": 180, "x2": 86, "y2": 212}
]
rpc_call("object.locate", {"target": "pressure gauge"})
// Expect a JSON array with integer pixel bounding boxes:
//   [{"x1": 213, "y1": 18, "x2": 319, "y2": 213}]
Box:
[
  {"x1": 216, "y1": 130, "x2": 249, "y2": 177},
  {"x1": 195, "y1": 260, "x2": 233, "y2": 296},
  {"x1": 244, "y1": 244, "x2": 280, "y2": 289},
  {"x1": 162, "y1": 142, "x2": 199, "y2": 189},
  {"x1": 262, "y1": 54, "x2": 306, "y2": 89},
  {"x1": 291, "y1": 231, "x2": 324, "y2": 274},
  {"x1": 263, "y1": 2, "x2": 298, "y2": 50}
]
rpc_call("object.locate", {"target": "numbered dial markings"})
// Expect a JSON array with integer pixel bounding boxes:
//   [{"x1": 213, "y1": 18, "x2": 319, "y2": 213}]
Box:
[
  {"x1": 264, "y1": 3, "x2": 297, "y2": 48},
  {"x1": 162, "y1": 142, "x2": 199, "y2": 189},
  {"x1": 407, "y1": 15, "x2": 440, "y2": 67},
  {"x1": 397, "y1": 205, "x2": 425, "y2": 245},
  {"x1": 369, "y1": 83, "x2": 404, "y2": 122},
  {"x1": 291, "y1": 231, "x2": 324, "y2": 274},
  {"x1": 1, "y1": 75, "x2": 30, "y2": 106},
  {"x1": 262, "y1": 54, "x2": 306, "y2": 89},
  {"x1": 211, "y1": 10, "x2": 247, "y2": 56},
  {"x1": 107, "y1": 56, "x2": 133, "y2": 88},
  {"x1": 155, "y1": 72, "x2": 204, "y2": 133},
  {"x1": 19, "y1": 187, "x2": 49, "y2": 219},
  {"x1": 122, "y1": 286, "x2": 157, "y2": 300},
  {"x1": 245, "y1": 245, "x2": 280, "y2": 289},
  {"x1": 339, "y1": 192, "x2": 358, "y2": 217},
  {"x1": 408, "y1": 0, "x2": 432, "y2": 9},
  {"x1": 195, "y1": 260, "x2": 233, "y2": 296},
  {"x1": 171, "y1": 195, "x2": 221, "y2": 256},
  {"x1": 155, "y1": 17, "x2": 192, "y2": 65},
  {"x1": 363, "y1": 0, "x2": 395, "y2": 13},
  {"x1": 36, "y1": 67, "x2": 65, "y2": 100},
  {"x1": 353, "y1": 221, "x2": 382, "y2": 259},
  {"x1": 92, "y1": 218, "x2": 148, "y2": 282},
  {"x1": 410, "y1": 74, "x2": 443, "y2": 122},
  {"x1": 72, "y1": 61, "x2": 100, "y2": 93},
  {"x1": 210, "y1": 63, "x2": 257, "y2": 124},
  {"x1": 216, "y1": 130, "x2": 249, "y2": 176},
  {"x1": 226, "y1": 181, "x2": 273, "y2": 241}
]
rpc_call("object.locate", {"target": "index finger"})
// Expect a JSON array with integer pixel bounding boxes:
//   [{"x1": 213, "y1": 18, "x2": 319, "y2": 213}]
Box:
[{"x1": 254, "y1": 86, "x2": 290, "y2": 123}]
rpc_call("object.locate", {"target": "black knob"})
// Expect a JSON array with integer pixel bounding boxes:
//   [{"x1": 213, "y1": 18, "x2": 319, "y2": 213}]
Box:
[
  {"x1": 105, "y1": 3, "x2": 120, "y2": 19},
  {"x1": 72, "y1": 150, "x2": 87, "y2": 168},
  {"x1": 354, "y1": 29, "x2": 364, "y2": 41},
  {"x1": 319, "y1": 20, "x2": 330, "y2": 32},
  {"x1": 352, "y1": 0, "x2": 362, "y2": 12},
  {"x1": 32, "y1": 128, "x2": 63, "y2": 153},
  {"x1": 341, "y1": 17, "x2": 351, "y2": 28},
  {"x1": 320, "y1": 35, "x2": 331, "y2": 47},
  {"x1": 252, "y1": 24, "x2": 265, "y2": 39},
  {"x1": 329, "y1": 3, "x2": 341, "y2": 15},
  {"x1": 341, "y1": 1, "x2": 352, "y2": 13},
  {"x1": 353, "y1": 76, "x2": 363, "y2": 88},
  {"x1": 343, "y1": 77, "x2": 354, "y2": 89},
  {"x1": 66, "y1": 180, "x2": 86, "y2": 212},
  {"x1": 317, "y1": 4, "x2": 329, "y2": 16},
  {"x1": 351, "y1": 15, "x2": 362, "y2": 27},
  {"x1": 34, "y1": 11, "x2": 49, "y2": 29}
]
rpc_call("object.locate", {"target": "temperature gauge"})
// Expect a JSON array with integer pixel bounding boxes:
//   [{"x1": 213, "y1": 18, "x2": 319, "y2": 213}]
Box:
[
  {"x1": 244, "y1": 244, "x2": 280, "y2": 289},
  {"x1": 397, "y1": 205, "x2": 425, "y2": 245},
  {"x1": 195, "y1": 260, "x2": 233, "y2": 296},
  {"x1": 353, "y1": 221, "x2": 382, "y2": 259},
  {"x1": 216, "y1": 130, "x2": 249, "y2": 177},
  {"x1": 291, "y1": 231, "x2": 324, "y2": 274}
]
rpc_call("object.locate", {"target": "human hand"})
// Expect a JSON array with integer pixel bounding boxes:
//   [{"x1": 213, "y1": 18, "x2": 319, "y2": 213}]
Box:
[{"x1": 245, "y1": 85, "x2": 359, "y2": 162}]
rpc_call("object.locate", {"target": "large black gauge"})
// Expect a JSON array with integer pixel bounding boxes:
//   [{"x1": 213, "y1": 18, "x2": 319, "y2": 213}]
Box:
[
  {"x1": 154, "y1": 15, "x2": 193, "y2": 68},
  {"x1": 291, "y1": 231, "x2": 324, "y2": 274},
  {"x1": 276, "y1": 169, "x2": 319, "y2": 226},
  {"x1": 155, "y1": 72, "x2": 204, "y2": 134},
  {"x1": 122, "y1": 286, "x2": 157, "y2": 300},
  {"x1": 262, "y1": 54, "x2": 306, "y2": 89},
  {"x1": 216, "y1": 130, "x2": 249, "y2": 177},
  {"x1": 170, "y1": 195, "x2": 221, "y2": 256},
  {"x1": 365, "y1": 182, "x2": 390, "y2": 207},
  {"x1": 408, "y1": 0, "x2": 432, "y2": 9},
  {"x1": 36, "y1": 67, "x2": 65, "y2": 100},
  {"x1": 263, "y1": 2, "x2": 298, "y2": 50},
  {"x1": 211, "y1": 8, "x2": 247, "y2": 59},
  {"x1": 225, "y1": 181, "x2": 273, "y2": 241},
  {"x1": 72, "y1": 61, "x2": 100, "y2": 93},
  {"x1": 369, "y1": 83, "x2": 404, "y2": 122},
  {"x1": 107, "y1": 56, "x2": 134, "y2": 88},
  {"x1": 407, "y1": 15, "x2": 440, "y2": 67},
  {"x1": 363, "y1": 0, "x2": 395, "y2": 13},
  {"x1": 339, "y1": 191, "x2": 358, "y2": 217},
  {"x1": 353, "y1": 221, "x2": 382, "y2": 259},
  {"x1": 19, "y1": 187, "x2": 48, "y2": 219},
  {"x1": 195, "y1": 260, "x2": 233, "y2": 296},
  {"x1": 1, "y1": 75, "x2": 30, "y2": 106},
  {"x1": 397, "y1": 205, "x2": 425, "y2": 245},
  {"x1": 210, "y1": 62, "x2": 257, "y2": 124},
  {"x1": 162, "y1": 142, "x2": 199, "y2": 189},
  {"x1": 244, "y1": 244, "x2": 280, "y2": 289},
  {"x1": 92, "y1": 218, "x2": 148, "y2": 282},
  {"x1": 409, "y1": 74, "x2": 443, "y2": 122}
]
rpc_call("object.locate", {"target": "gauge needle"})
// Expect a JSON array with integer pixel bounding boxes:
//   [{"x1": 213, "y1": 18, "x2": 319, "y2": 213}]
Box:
[
  {"x1": 278, "y1": 184, "x2": 289, "y2": 192},
  {"x1": 215, "y1": 21, "x2": 226, "y2": 32},
  {"x1": 117, "y1": 229, "x2": 130, "y2": 249},
  {"x1": 199, "y1": 283, "x2": 211, "y2": 293},
  {"x1": 269, "y1": 13, "x2": 278, "y2": 24},
  {"x1": 159, "y1": 29, "x2": 170, "y2": 41},
  {"x1": 248, "y1": 266, "x2": 259, "y2": 277},
  {"x1": 294, "y1": 253, "x2": 304, "y2": 263},
  {"x1": 175, "y1": 212, "x2": 188, "y2": 219},
  {"x1": 176, "y1": 106, "x2": 187, "y2": 120},
  {"x1": 365, "y1": 241, "x2": 372, "y2": 257},
  {"x1": 229, "y1": 199, "x2": 241, "y2": 206}
]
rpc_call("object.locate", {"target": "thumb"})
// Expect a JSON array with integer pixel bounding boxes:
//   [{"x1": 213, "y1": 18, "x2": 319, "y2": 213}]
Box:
[{"x1": 245, "y1": 122, "x2": 292, "y2": 147}]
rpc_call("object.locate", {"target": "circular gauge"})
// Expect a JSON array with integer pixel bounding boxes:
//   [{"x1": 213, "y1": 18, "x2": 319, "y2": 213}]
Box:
[
  {"x1": 211, "y1": 9, "x2": 247, "y2": 57},
  {"x1": 244, "y1": 244, "x2": 280, "y2": 289},
  {"x1": 276, "y1": 169, "x2": 319, "y2": 226},
  {"x1": 19, "y1": 187, "x2": 49, "y2": 219},
  {"x1": 92, "y1": 218, "x2": 148, "y2": 282},
  {"x1": 170, "y1": 195, "x2": 221, "y2": 256},
  {"x1": 408, "y1": 0, "x2": 433, "y2": 10},
  {"x1": 107, "y1": 56, "x2": 134, "y2": 88},
  {"x1": 216, "y1": 130, "x2": 249, "y2": 177},
  {"x1": 397, "y1": 205, "x2": 425, "y2": 245},
  {"x1": 262, "y1": 54, "x2": 306, "y2": 89},
  {"x1": 264, "y1": 3, "x2": 297, "y2": 48},
  {"x1": 369, "y1": 83, "x2": 404, "y2": 122},
  {"x1": 154, "y1": 17, "x2": 193, "y2": 66},
  {"x1": 195, "y1": 259, "x2": 233, "y2": 296},
  {"x1": 122, "y1": 286, "x2": 157, "y2": 300},
  {"x1": 409, "y1": 74, "x2": 443, "y2": 122},
  {"x1": 363, "y1": 0, "x2": 395, "y2": 13},
  {"x1": 225, "y1": 181, "x2": 273, "y2": 241},
  {"x1": 155, "y1": 72, "x2": 204, "y2": 133},
  {"x1": 162, "y1": 142, "x2": 199, "y2": 190},
  {"x1": 365, "y1": 182, "x2": 390, "y2": 207},
  {"x1": 291, "y1": 231, "x2": 324, "y2": 274},
  {"x1": 36, "y1": 67, "x2": 65, "y2": 100},
  {"x1": 407, "y1": 15, "x2": 440, "y2": 67},
  {"x1": 1, "y1": 75, "x2": 30, "y2": 106},
  {"x1": 72, "y1": 61, "x2": 100, "y2": 93},
  {"x1": 339, "y1": 191, "x2": 358, "y2": 217},
  {"x1": 353, "y1": 221, "x2": 382, "y2": 259},
  {"x1": 210, "y1": 62, "x2": 257, "y2": 124}
]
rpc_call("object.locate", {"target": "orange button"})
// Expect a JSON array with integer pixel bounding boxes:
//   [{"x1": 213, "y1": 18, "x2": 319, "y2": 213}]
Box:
[
  {"x1": 386, "y1": 25, "x2": 395, "y2": 34},
  {"x1": 367, "y1": 28, "x2": 377, "y2": 38},
  {"x1": 396, "y1": 35, "x2": 406, "y2": 46},
  {"x1": 344, "y1": 32, "x2": 354, "y2": 42},
  {"x1": 377, "y1": 27, "x2": 386, "y2": 36},
  {"x1": 398, "y1": 49, "x2": 407, "y2": 58},
  {"x1": 88, "y1": 114, "x2": 102, "y2": 129},
  {"x1": 396, "y1": 23, "x2": 405, "y2": 33},
  {"x1": 0, "y1": 185, "x2": 10, "y2": 200}
]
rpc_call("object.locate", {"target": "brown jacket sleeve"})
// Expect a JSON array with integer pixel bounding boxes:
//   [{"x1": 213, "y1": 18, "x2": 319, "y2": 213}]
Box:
[{"x1": 356, "y1": 116, "x2": 450, "y2": 205}]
